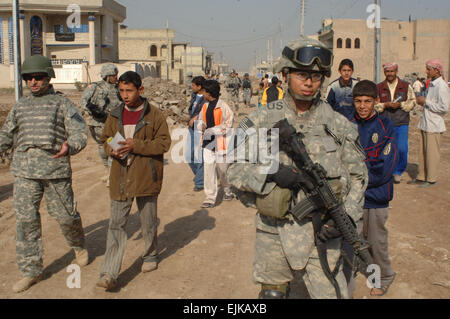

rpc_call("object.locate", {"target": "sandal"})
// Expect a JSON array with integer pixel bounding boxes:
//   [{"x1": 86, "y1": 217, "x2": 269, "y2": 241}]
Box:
[
  {"x1": 370, "y1": 286, "x2": 389, "y2": 296},
  {"x1": 370, "y1": 272, "x2": 396, "y2": 297},
  {"x1": 201, "y1": 202, "x2": 214, "y2": 208}
]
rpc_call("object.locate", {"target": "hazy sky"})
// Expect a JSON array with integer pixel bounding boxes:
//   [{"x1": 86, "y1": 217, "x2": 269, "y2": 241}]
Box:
[{"x1": 117, "y1": 0, "x2": 450, "y2": 71}]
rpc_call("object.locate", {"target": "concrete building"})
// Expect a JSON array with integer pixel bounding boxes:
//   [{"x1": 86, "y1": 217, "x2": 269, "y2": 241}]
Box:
[
  {"x1": 318, "y1": 18, "x2": 450, "y2": 82},
  {"x1": 0, "y1": 0, "x2": 126, "y2": 87},
  {"x1": 119, "y1": 27, "x2": 213, "y2": 84},
  {"x1": 119, "y1": 28, "x2": 174, "y2": 80}
]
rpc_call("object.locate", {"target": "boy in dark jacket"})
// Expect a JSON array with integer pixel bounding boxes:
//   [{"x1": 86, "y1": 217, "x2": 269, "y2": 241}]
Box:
[
  {"x1": 97, "y1": 71, "x2": 171, "y2": 291},
  {"x1": 349, "y1": 80, "x2": 397, "y2": 297}
]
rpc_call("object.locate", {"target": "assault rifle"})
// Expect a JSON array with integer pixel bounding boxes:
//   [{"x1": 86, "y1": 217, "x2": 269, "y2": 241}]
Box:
[
  {"x1": 85, "y1": 84, "x2": 108, "y2": 123},
  {"x1": 273, "y1": 119, "x2": 374, "y2": 298}
]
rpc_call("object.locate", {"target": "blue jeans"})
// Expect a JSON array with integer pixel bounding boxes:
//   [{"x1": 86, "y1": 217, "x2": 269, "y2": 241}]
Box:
[
  {"x1": 186, "y1": 127, "x2": 204, "y2": 188},
  {"x1": 393, "y1": 125, "x2": 408, "y2": 176}
]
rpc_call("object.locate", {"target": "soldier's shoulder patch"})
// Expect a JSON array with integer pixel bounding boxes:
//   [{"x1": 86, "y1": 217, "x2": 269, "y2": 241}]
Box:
[
  {"x1": 383, "y1": 142, "x2": 391, "y2": 156},
  {"x1": 71, "y1": 112, "x2": 85, "y2": 123}
]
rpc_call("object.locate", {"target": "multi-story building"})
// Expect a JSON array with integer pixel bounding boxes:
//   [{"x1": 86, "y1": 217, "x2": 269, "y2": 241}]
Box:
[
  {"x1": 0, "y1": 0, "x2": 126, "y2": 87},
  {"x1": 318, "y1": 18, "x2": 450, "y2": 82},
  {"x1": 119, "y1": 27, "x2": 213, "y2": 84}
]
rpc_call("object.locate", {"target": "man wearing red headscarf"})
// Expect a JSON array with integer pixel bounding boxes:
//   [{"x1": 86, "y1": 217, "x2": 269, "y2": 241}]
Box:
[
  {"x1": 411, "y1": 59, "x2": 450, "y2": 187},
  {"x1": 375, "y1": 62, "x2": 416, "y2": 184}
]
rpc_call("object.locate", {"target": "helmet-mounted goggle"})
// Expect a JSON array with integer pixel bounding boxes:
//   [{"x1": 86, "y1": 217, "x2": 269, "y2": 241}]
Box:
[{"x1": 282, "y1": 45, "x2": 333, "y2": 70}]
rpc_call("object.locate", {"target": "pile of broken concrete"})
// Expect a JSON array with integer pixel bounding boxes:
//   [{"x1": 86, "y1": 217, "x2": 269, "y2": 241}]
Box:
[{"x1": 141, "y1": 77, "x2": 190, "y2": 127}]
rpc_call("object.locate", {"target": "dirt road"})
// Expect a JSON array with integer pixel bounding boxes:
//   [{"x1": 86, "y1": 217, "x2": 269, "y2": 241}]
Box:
[{"x1": 0, "y1": 89, "x2": 448, "y2": 299}]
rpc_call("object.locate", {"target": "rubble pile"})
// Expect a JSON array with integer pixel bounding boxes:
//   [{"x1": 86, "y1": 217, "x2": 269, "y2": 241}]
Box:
[{"x1": 141, "y1": 77, "x2": 190, "y2": 127}]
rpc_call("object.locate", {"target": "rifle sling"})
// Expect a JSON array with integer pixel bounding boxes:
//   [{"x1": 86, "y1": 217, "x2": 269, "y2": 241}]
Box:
[{"x1": 311, "y1": 212, "x2": 343, "y2": 299}]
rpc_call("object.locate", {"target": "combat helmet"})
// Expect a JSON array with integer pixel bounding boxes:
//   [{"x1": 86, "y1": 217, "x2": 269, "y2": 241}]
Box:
[
  {"x1": 21, "y1": 55, "x2": 55, "y2": 78},
  {"x1": 100, "y1": 63, "x2": 118, "y2": 78},
  {"x1": 274, "y1": 35, "x2": 333, "y2": 77}
]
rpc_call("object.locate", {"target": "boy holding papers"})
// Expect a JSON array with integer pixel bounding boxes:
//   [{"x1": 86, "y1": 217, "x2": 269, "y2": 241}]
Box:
[{"x1": 97, "y1": 71, "x2": 171, "y2": 290}]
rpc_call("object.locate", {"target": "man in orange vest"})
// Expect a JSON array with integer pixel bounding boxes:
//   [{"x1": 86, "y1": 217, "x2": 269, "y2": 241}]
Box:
[{"x1": 197, "y1": 80, "x2": 234, "y2": 208}]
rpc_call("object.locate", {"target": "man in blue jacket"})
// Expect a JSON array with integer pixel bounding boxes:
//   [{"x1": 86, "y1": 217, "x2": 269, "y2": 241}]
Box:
[
  {"x1": 348, "y1": 80, "x2": 397, "y2": 297},
  {"x1": 186, "y1": 76, "x2": 206, "y2": 191}
]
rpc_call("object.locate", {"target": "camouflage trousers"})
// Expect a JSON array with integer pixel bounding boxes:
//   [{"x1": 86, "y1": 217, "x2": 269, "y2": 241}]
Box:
[
  {"x1": 231, "y1": 91, "x2": 240, "y2": 104},
  {"x1": 253, "y1": 229, "x2": 348, "y2": 299},
  {"x1": 243, "y1": 88, "x2": 252, "y2": 105},
  {"x1": 89, "y1": 125, "x2": 110, "y2": 168},
  {"x1": 14, "y1": 176, "x2": 85, "y2": 277},
  {"x1": 100, "y1": 196, "x2": 158, "y2": 280}
]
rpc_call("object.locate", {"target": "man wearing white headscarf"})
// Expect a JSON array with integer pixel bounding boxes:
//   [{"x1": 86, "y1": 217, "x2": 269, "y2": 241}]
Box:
[
  {"x1": 375, "y1": 62, "x2": 416, "y2": 184},
  {"x1": 411, "y1": 59, "x2": 450, "y2": 187}
]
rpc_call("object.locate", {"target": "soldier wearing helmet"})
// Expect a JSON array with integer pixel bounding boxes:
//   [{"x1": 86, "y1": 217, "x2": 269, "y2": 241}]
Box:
[
  {"x1": 80, "y1": 63, "x2": 121, "y2": 185},
  {"x1": 226, "y1": 36, "x2": 368, "y2": 299},
  {"x1": 227, "y1": 70, "x2": 241, "y2": 111},
  {"x1": 242, "y1": 73, "x2": 252, "y2": 106},
  {"x1": 0, "y1": 55, "x2": 89, "y2": 293}
]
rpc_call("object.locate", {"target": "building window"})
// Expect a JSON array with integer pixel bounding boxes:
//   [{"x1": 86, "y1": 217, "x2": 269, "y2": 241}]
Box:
[
  {"x1": 54, "y1": 24, "x2": 64, "y2": 34},
  {"x1": 161, "y1": 45, "x2": 167, "y2": 56},
  {"x1": 150, "y1": 45, "x2": 157, "y2": 57},
  {"x1": 337, "y1": 38, "x2": 342, "y2": 48},
  {"x1": 68, "y1": 24, "x2": 89, "y2": 33},
  {"x1": 345, "y1": 38, "x2": 351, "y2": 49},
  {"x1": 55, "y1": 24, "x2": 88, "y2": 34},
  {"x1": 354, "y1": 38, "x2": 360, "y2": 49}
]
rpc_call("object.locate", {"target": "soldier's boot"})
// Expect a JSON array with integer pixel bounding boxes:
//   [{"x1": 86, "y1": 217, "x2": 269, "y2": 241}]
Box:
[
  {"x1": 258, "y1": 283, "x2": 290, "y2": 299},
  {"x1": 74, "y1": 247, "x2": 89, "y2": 267},
  {"x1": 13, "y1": 274, "x2": 43, "y2": 293}
]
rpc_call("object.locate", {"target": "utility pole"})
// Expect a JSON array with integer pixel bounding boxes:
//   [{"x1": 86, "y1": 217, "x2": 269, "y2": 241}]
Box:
[
  {"x1": 279, "y1": 23, "x2": 283, "y2": 51},
  {"x1": 13, "y1": 0, "x2": 22, "y2": 101},
  {"x1": 166, "y1": 19, "x2": 169, "y2": 81},
  {"x1": 374, "y1": 0, "x2": 381, "y2": 83},
  {"x1": 300, "y1": 0, "x2": 305, "y2": 36}
]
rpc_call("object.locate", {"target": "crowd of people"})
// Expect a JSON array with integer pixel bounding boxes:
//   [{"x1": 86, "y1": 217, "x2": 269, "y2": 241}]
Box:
[{"x1": 0, "y1": 32, "x2": 448, "y2": 298}]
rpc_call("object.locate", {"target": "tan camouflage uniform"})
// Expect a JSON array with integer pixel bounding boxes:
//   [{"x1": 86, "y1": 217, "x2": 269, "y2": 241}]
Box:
[
  {"x1": 227, "y1": 93, "x2": 368, "y2": 299},
  {"x1": 0, "y1": 86, "x2": 88, "y2": 277},
  {"x1": 227, "y1": 76, "x2": 241, "y2": 110},
  {"x1": 80, "y1": 80, "x2": 121, "y2": 167}
]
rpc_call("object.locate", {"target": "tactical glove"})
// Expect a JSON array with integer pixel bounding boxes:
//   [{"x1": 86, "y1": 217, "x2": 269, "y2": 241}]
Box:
[
  {"x1": 317, "y1": 219, "x2": 341, "y2": 242},
  {"x1": 267, "y1": 164, "x2": 313, "y2": 190}
]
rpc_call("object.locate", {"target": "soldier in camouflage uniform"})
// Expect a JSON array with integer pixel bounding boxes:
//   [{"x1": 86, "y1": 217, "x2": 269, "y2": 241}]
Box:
[
  {"x1": 80, "y1": 63, "x2": 121, "y2": 185},
  {"x1": 227, "y1": 71, "x2": 241, "y2": 111},
  {"x1": 226, "y1": 36, "x2": 368, "y2": 299},
  {"x1": 0, "y1": 55, "x2": 89, "y2": 293},
  {"x1": 242, "y1": 73, "x2": 252, "y2": 106}
]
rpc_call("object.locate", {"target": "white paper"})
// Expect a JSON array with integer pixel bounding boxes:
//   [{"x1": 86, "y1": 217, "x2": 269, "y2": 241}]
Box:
[{"x1": 107, "y1": 131, "x2": 126, "y2": 152}]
